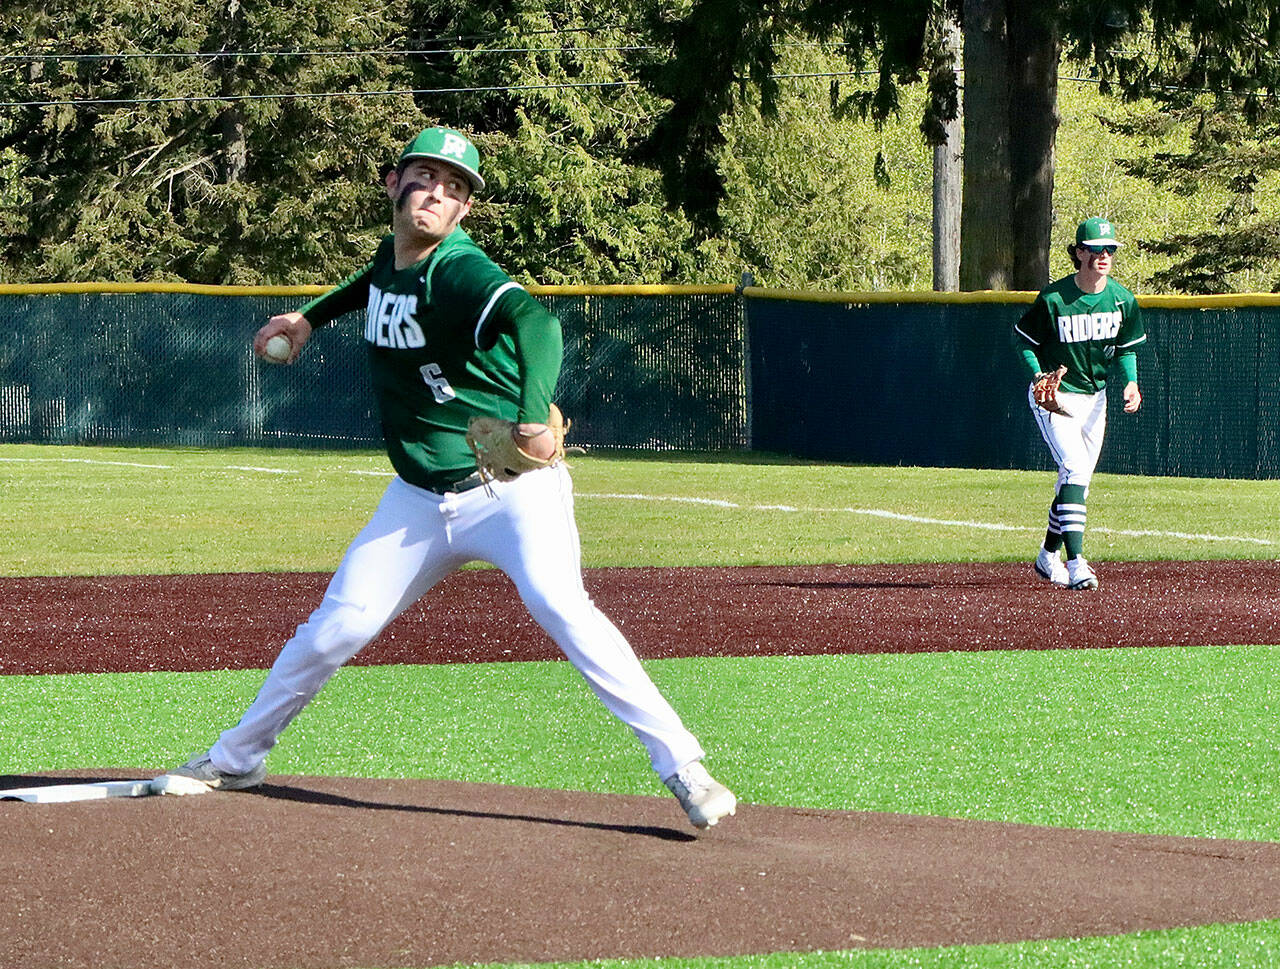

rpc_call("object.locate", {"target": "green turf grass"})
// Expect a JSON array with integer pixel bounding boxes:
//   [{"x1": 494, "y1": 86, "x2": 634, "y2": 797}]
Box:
[
  {"x1": 6, "y1": 443, "x2": 1280, "y2": 966},
  {"x1": 435, "y1": 919, "x2": 1280, "y2": 967},
  {"x1": 6, "y1": 648, "x2": 1280, "y2": 966},
  {"x1": 6, "y1": 646, "x2": 1278, "y2": 841},
  {"x1": 2, "y1": 444, "x2": 1279, "y2": 575}
]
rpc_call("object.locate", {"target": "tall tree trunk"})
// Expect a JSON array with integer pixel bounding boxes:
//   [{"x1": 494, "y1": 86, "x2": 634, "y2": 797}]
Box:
[
  {"x1": 1007, "y1": 3, "x2": 1061, "y2": 290},
  {"x1": 960, "y1": 0, "x2": 1013, "y2": 290},
  {"x1": 216, "y1": 0, "x2": 246, "y2": 184},
  {"x1": 933, "y1": 135, "x2": 962, "y2": 291},
  {"x1": 932, "y1": 14, "x2": 963, "y2": 292},
  {"x1": 219, "y1": 110, "x2": 247, "y2": 184}
]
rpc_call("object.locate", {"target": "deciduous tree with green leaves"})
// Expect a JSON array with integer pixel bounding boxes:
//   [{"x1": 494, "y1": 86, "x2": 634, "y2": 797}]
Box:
[{"x1": 638, "y1": 0, "x2": 1280, "y2": 292}]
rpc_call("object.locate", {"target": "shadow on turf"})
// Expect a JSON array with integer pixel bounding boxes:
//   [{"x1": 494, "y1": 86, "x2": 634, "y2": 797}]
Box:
[{"x1": 249, "y1": 781, "x2": 698, "y2": 842}]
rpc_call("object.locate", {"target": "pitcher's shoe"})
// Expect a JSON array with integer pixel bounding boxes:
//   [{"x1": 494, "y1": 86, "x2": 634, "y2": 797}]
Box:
[
  {"x1": 150, "y1": 751, "x2": 267, "y2": 796},
  {"x1": 663, "y1": 761, "x2": 737, "y2": 829},
  {"x1": 1067, "y1": 557, "x2": 1099, "y2": 591},
  {"x1": 1034, "y1": 547, "x2": 1069, "y2": 587}
]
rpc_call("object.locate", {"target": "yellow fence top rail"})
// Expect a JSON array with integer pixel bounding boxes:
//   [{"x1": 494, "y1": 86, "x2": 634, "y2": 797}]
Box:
[
  {"x1": 3, "y1": 280, "x2": 1280, "y2": 309},
  {"x1": 741, "y1": 287, "x2": 1038, "y2": 304},
  {"x1": 0, "y1": 281, "x2": 330, "y2": 297},
  {"x1": 742, "y1": 287, "x2": 1280, "y2": 308}
]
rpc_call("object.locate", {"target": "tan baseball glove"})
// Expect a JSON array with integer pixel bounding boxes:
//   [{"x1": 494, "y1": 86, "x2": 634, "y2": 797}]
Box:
[
  {"x1": 466, "y1": 403, "x2": 568, "y2": 484},
  {"x1": 1033, "y1": 365, "x2": 1072, "y2": 417}
]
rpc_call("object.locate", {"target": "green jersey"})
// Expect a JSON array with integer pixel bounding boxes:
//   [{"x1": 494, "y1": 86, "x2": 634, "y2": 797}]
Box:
[
  {"x1": 1013, "y1": 275, "x2": 1146, "y2": 394},
  {"x1": 298, "y1": 229, "x2": 562, "y2": 491}
]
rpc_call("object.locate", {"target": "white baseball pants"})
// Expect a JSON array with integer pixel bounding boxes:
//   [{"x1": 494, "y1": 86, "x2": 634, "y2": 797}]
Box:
[
  {"x1": 210, "y1": 464, "x2": 706, "y2": 780},
  {"x1": 1027, "y1": 383, "x2": 1108, "y2": 490}
]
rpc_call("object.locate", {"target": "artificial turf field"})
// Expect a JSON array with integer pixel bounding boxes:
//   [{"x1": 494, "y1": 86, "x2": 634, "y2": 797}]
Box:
[{"x1": 3, "y1": 444, "x2": 1280, "y2": 967}]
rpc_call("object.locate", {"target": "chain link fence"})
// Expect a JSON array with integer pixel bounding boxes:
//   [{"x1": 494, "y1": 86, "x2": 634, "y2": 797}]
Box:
[{"x1": 3, "y1": 286, "x2": 1278, "y2": 477}]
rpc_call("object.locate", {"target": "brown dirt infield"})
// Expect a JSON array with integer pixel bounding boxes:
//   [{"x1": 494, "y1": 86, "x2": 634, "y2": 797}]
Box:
[
  {"x1": 5, "y1": 560, "x2": 1280, "y2": 675},
  {"x1": 4, "y1": 561, "x2": 1280, "y2": 967}
]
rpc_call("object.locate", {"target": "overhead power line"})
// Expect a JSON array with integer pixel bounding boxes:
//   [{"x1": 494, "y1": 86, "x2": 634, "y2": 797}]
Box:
[
  {"x1": 0, "y1": 38, "x2": 850, "y2": 64},
  {"x1": 0, "y1": 45, "x2": 661, "y2": 63},
  {"x1": 0, "y1": 69, "x2": 881, "y2": 109},
  {"x1": 1061, "y1": 72, "x2": 1280, "y2": 98},
  {"x1": 0, "y1": 23, "x2": 626, "y2": 61},
  {"x1": 0, "y1": 79, "x2": 639, "y2": 108},
  {"x1": 2, "y1": 65, "x2": 1269, "y2": 111}
]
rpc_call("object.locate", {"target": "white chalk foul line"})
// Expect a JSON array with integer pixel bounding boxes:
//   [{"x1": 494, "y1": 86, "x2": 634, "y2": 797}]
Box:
[
  {"x1": 0, "y1": 455, "x2": 174, "y2": 469},
  {"x1": 1090, "y1": 525, "x2": 1273, "y2": 546},
  {"x1": 578, "y1": 492, "x2": 1275, "y2": 546},
  {"x1": 4, "y1": 459, "x2": 1272, "y2": 547},
  {"x1": 0, "y1": 456, "x2": 392, "y2": 476}
]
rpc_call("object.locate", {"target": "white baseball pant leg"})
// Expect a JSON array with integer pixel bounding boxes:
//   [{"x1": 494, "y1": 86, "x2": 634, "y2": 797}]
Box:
[
  {"x1": 211, "y1": 466, "x2": 704, "y2": 781},
  {"x1": 1028, "y1": 384, "x2": 1108, "y2": 491},
  {"x1": 476, "y1": 464, "x2": 705, "y2": 780}
]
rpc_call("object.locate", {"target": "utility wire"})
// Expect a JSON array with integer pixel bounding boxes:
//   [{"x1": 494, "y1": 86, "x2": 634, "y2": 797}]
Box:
[
  {"x1": 0, "y1": 23, "x2": 625, "y2": 61},
  {"x1": 0, "y1": 70, "x2": 883, "y2": 109},
  {"x1": 1061, "y1": 72, "x2": 1280, "y2": 98},
  {"x1": 0, "y1": 46, "x2": 657, "y2": 62},
  {"x1": 0, "y1": 39, "x2": 848, "y2": 64},
  {"x1": 0, "y1": 80, "x2": 639, "y2": 108},
  {"x1": 1, "y1": 67, "x2": 1270, "y2": 110}
]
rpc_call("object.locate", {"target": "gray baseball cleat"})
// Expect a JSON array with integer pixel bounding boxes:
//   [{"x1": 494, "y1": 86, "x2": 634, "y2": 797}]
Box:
[
  {"x1": 1066, "y1": 556, "x2": 1100, "y2": 591},
  {"x1": 663, "y1": 761, "x2": 737, "y2": 829},
  {"x1": 1034, "y1": 547, "x2": 1069, "y2": 587},
  {"x1": 150, "y1": 751, "x2": 267, "y2": 796}
]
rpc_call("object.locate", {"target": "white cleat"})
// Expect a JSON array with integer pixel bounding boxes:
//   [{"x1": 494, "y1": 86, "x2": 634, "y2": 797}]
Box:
[
  {"x1": 663, "y1": 761, "x2": 737, "y2": 829},
  {"x1": 1066, "y1": 557, "x2": 1100, "y2": 591},
  {"x1": 150, "y1": 751, "x2": 267, "y2": 796},
  {"x1": 1033, "y1": 547, "x2": 1069, "y2": 587}
]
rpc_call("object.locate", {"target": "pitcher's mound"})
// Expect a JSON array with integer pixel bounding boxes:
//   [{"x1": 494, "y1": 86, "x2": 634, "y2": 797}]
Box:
[{"x1": 5, "y1": 772, "x2": 1280, "y2": 968}]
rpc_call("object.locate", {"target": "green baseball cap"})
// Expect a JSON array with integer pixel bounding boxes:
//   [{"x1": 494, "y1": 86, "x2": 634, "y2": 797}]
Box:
[
  {"x1": 398, "y1": 126, "x2": 484, "y2": 192},
  {"x1": 1075, "y1": 216, "x2": 1122, "y2": 248}
]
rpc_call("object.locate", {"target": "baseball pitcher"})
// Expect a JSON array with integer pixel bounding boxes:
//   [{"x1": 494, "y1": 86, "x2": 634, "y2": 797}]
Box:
[
  {"x1": 1013, "y1": 217, "x2": 1147, "y2": 591},
  {"x1": 151, "y1": 126, "x2": 737, "y2": 829}
]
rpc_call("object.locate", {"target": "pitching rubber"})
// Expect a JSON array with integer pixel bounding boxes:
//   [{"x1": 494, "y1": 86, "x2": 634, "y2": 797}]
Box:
[
  {"x1": 148, "y1": 773, "x2": 218, "y2": 796},
  {"x1": 0, "y1": 779, "x2": 156, "y2": 803}
]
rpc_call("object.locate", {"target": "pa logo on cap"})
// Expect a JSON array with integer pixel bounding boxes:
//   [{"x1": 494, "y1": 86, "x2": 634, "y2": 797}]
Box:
[
  {"x1": 1076, "y1": 216, "x2": 1122, "y2": 247},
  {"x1": 398, "y1": 126, "x2": 485, "y2": 192},
  {"x1": 440, "y1": 133, "x2": 470, "y2": 160}
]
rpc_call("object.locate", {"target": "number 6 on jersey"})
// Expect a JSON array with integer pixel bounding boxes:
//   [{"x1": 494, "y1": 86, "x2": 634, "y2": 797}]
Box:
[{"x1": 419, "y1": 362, "x2": 456, "y2": 403}]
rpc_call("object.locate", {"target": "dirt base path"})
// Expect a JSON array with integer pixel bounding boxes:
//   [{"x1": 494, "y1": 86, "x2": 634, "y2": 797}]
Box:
[
  {"x1": 4, "y1": 560, "x2": 1280, "y2": 674},
  {"x1": 4, "y1": 561, "x2": 1280, "y2": 966}
]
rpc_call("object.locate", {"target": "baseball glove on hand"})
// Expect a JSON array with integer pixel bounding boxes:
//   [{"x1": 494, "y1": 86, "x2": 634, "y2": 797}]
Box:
[
  {"x1": 1033, "y1": 365, "x2": 1072, "y2": 417},
  {"x1": 466, "y1": 403, "x2": 568, "y2": 484}
]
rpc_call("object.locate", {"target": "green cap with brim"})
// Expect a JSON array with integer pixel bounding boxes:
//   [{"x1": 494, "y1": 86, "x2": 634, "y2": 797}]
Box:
[
  {"x1": 1075, "y1": 216, "x2": 1122, "y2": 248},
  {"x1": 399, "y1": 126, "x2": 484, "y2": 192}
]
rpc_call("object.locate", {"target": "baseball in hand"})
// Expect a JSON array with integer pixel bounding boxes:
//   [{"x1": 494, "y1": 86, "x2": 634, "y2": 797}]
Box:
[{"x1": 263, "y1": 334, "x2": 292, "y2": 364}]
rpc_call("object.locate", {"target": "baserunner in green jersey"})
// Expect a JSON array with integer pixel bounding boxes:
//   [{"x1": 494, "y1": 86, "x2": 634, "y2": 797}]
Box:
[
  {"x1": 1013, "y1": 216, "x2": 1147, "y2": 591},
  {"x1": 152, "y1": 126, "x2": 737, "y2": 830}
]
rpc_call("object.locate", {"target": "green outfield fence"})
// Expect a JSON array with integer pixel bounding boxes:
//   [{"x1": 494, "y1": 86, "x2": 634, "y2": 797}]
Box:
[{"x1": 3, "y1": 282, "x2": 1279, "y2": 478}]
